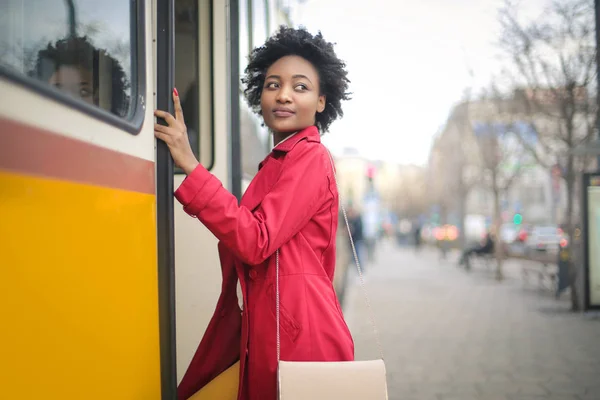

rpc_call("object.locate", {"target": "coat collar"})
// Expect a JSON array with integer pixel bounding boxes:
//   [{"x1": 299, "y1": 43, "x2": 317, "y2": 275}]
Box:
[
  {"x1": 257, "y1": 126, "x2": 320, "y2": 170},
  {"x1": 272, "y1": 125, "x2": 321, "y2": 154}
]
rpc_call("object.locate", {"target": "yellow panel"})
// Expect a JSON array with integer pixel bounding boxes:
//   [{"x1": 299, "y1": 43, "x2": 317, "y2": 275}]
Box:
[
  {"x1": 188, "y1": 361, "x2": 239, "y2": 400},
  {"x1": 0, "y1": 171, "x2": 161, "y2": 400}
]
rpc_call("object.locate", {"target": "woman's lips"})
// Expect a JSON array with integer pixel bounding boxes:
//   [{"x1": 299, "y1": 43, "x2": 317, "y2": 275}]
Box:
[{"x1": 273, "y1": 109, "x2": 295, "y2": 118}]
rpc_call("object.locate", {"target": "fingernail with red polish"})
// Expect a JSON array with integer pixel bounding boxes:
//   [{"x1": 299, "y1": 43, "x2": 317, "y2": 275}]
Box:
[{"x1": 173, "y1": 88, "x2": 179, "y2": 97}]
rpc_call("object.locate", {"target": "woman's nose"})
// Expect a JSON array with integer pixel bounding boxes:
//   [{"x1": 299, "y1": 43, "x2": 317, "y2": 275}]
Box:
[{"x1": 275, "y1": 87, "x2": 292, "y2": 103}]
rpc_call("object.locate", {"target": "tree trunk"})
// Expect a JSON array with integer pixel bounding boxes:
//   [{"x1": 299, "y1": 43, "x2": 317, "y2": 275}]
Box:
[
  {"x1": 457, "y1": 172, "x2": 467, "y2": 251},
  {"x1": 492, "y1": 182, "x2": 504, "y2": 281},
  {"x1": 439, "y1": 202, "x2": 448, "y2": 260},
  {"x1": 564, "y1": 158, "x2": 580, "y2": 311}
]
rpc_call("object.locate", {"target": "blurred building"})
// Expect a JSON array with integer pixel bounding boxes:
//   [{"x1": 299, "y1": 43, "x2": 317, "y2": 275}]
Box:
[
  {"x1": 427, "y1": 94, "x2": 572, "y2": 232},
  {"x1": 334, "y1": 147, "x2": 427, "y2": 221},
  {"x1": 333, "y1": 147, "x2": 372, "y2": 208}
]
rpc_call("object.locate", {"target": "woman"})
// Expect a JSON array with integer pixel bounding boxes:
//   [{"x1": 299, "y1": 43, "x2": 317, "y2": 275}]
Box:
[{"x1": 154, "y1": 26, "x2": 353, "y2": 400}]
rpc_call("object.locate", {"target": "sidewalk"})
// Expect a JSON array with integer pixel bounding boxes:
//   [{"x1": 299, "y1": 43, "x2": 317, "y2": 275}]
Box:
[{"x1": 342, "y1": 239, "x2": 600, "y2": 400}]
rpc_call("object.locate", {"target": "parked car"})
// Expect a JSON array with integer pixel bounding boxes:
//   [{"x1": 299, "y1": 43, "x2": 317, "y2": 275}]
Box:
[
  {"x1": 525, "y1": 225, "x2": 565, "y2": 253},
  {"x1": 516, "y1": 226, "x2": 531, "y2": 243}
]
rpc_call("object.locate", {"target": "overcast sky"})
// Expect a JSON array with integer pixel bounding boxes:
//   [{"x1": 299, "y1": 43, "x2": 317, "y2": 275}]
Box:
[{"x1": 289, "y1": 0, "x2": 548, "y2": 166}]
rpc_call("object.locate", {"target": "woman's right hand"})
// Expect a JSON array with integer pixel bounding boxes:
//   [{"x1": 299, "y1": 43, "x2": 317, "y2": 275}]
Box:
[{"x1": 154, "y1": 88, "x2": 199, "y2": 175}]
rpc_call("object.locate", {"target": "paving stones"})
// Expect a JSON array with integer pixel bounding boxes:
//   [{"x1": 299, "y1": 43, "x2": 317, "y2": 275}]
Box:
[{"x1": 342, "y1": 241, "x2": 600, "y2": 400}]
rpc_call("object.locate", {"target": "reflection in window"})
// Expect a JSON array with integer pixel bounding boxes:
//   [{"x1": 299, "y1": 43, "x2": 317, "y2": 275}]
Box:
[
  {"x1": 174, "y1": 0, "x2": 214, "y2": 170},
  {"x1": 0, "y1": 0, "x2": 135, "y2": 118},
  {"x1": 252, "y1": 0, "x2": 269, "y2": 48},
  {"x1": 239, "y1": 0, "x2": 271, "y2": 185},
  {"x1": 239, "y1": 0, "x2": 250, "y2": 78}
]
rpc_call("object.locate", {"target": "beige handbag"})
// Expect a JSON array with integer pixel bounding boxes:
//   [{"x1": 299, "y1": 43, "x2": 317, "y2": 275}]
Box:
[{"x1": 275, "y1": 151, "x2": 389, "y2": 400}]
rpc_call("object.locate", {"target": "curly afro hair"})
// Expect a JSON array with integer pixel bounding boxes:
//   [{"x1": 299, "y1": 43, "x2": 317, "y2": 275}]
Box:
[{"x1": 242, "y1": 26, "x2": 351, "y2": 133}]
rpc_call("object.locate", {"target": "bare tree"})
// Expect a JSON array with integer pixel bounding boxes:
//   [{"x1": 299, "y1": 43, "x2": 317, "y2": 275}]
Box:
[
  {"x1": 448, "y1": 98, "x2": 483, "y2": 249},
  {"x1": 471, "y1": 108, "x2": 526, "y2": 280},
  {"x1": 429, "y1": 99, "x2": 482, "y2": 250},
  {"x1": 496, "y1": 0, "x2": 597, "y2": 309}
]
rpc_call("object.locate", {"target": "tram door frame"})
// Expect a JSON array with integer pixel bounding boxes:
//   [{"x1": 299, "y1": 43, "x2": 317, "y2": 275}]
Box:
[{"x1": 155, "y1": 0, "x2": 178, "y2": 398}]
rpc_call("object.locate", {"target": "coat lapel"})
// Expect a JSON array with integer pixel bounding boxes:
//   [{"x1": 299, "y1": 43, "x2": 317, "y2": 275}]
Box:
[{"x1": 240, "y1": 155, "x2": 283, "y2": 211}]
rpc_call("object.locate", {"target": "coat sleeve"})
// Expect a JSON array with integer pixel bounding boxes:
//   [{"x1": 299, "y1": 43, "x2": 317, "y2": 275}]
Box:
[{"x1": 174, "y1": 143, "x2": 330, "y2": 266}]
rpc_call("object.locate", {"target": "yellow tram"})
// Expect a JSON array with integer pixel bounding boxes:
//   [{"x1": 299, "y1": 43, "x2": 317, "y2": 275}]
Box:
[{"x1": 0, "y1": 1, "x2": 350, "y2": 399}]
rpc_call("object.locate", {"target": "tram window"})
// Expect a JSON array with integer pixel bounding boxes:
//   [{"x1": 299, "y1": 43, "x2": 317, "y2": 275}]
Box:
[
  {"x1": 239, "y1": 0, "x2": 250, "y2": 75},
  {"x1": 238, "y1": 0, "x2": 271, "y2": 182},
  {"x1": 0, "y1": 0, "x2": 137, "y2": 120},
  {"x1": 175, "y1": 0, "x2": 214, "y2": 171},
  {"x1": 252, "y1": 0, "x2": 269, "y2": 48}
]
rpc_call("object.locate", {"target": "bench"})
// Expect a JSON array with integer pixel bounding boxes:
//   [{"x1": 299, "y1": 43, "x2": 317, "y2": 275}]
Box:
[
  {"x1": 463, "y1": 252, "x2": 496, "y2": 271},
  {"x1": 521, "y1": 259, "x2": 558, "y2": 291},
  {"x1": 472, "y1": 252, "x2": 495, "y2": 269}
]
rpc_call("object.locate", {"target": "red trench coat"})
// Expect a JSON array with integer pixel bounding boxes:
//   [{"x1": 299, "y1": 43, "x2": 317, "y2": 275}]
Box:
[{"x1": 175, "y1": 126, "x2": 355, "y2": 400}]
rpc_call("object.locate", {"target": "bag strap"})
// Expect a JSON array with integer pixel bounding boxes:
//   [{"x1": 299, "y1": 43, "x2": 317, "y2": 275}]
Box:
[{"x1": 276, "y1": 149, "x2": 384, "y2": 363}]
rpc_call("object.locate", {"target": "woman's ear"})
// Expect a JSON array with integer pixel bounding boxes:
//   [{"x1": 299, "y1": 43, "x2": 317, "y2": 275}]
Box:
[{"x1": 317, "y1": 95, "x2": 326, "y2": 113}]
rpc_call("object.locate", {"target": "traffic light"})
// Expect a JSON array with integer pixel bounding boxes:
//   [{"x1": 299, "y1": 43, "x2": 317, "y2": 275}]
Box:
[{"x1": 513, "y1": 213, "x2": 523, "y2": 225}]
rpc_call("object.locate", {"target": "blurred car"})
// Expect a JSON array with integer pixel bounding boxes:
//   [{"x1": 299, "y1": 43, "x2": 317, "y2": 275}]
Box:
[
  {"x1": 525, "y1": 225, "x2": 565, "y2": 253},
  {"x1": 516, "y1": 225, "x2": 531, "y2": 243}
]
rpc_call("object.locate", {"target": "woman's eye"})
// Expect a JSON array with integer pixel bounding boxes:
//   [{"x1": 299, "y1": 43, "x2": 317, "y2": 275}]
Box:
[
  {"x1": 265, "y1": 82, "x2": 278, "y2": 89},
  {"x1": 295, "y1": 84, "x2": 307, "y2": 91}
]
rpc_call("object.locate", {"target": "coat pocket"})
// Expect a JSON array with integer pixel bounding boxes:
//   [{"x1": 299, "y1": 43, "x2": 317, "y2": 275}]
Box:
[{"x1": 267, "y1": 283, "x2": 302, "y2": 343}]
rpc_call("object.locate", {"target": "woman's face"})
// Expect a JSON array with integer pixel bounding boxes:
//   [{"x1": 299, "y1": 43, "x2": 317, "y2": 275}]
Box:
[
  {"x1": 49, "y1": 65, "x2": 95, "y2": 104},
  {"x1": 260, "y1": 55, "x2": 326, "y2": 134}
]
